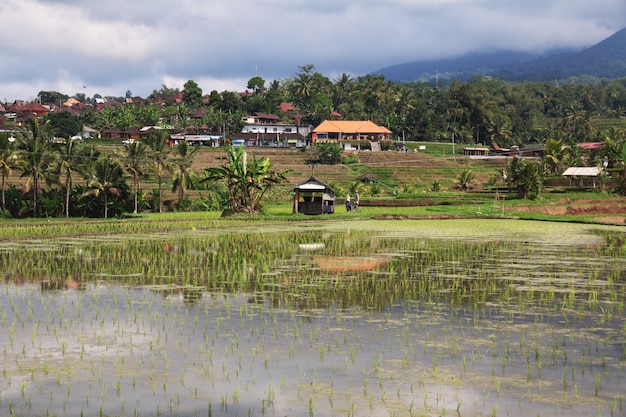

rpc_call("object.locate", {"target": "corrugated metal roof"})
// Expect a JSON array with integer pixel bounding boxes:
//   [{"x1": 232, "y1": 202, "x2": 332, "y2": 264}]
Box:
[
  {"x1": 292, "y1": 177, "x2": 335, "y2": 194},
  {"x1": 298, "y1": 183, "x2": 326, "y2": 191},
  {"x1": 562, "y1": 167, "x2": 602, "y2": 176}
]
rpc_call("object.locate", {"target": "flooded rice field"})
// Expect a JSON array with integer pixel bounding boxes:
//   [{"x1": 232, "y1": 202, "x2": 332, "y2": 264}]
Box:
[{"x1": 1, "y1": 219, "x2": 625, "y2": 416}]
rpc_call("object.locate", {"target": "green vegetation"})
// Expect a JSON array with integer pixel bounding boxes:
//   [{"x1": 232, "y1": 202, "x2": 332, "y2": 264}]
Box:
[
  {"x1": 17, "y1": 67, "x2": 626, "y2": 148},
  {"x1": 0, "y1": 218, "x2": 625, "y2": 416},
  {"x1": 201, "y1": 146, "x2": 291, "y2": 214},
  {"x1": 313, "y1": 142, "x2": 343, "y2": 165},
  {"x1": 3, "y1": 65, "x2": 626, "y2": 219}
]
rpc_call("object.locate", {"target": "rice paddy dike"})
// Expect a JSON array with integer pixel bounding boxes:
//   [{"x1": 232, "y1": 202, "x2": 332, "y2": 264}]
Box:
[{"x1": 1, "y1": 217, "x2": 626, "y2": 417}]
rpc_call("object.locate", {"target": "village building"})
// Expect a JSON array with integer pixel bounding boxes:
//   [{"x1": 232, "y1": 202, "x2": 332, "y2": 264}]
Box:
[
  {"x1": 312, "y1": 120, "x2": 392, "y2": 143},
  {"x1": 241, "y1": 112, "x2": 312, "y2": 138},
  {"x1": 230, "y1": 131, "x2": 306, "y2": 148}
]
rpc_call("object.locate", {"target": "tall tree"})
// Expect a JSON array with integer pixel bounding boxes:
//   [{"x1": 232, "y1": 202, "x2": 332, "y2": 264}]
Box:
[
  {"x1": 171, "y1": 141, "x2": 199, "y2": 204},
  {"x1": 182, "y1": 80, "x2": 203, "y2": 109},
  {"x1": 605, "y1": 135, "x2": 626, "y2": 195},
  {"x1": 121, "y1": 140, "x2": 148, "y2": 213},
  {"x1": 0, "y1": 135, "x2": 18, "y2": 211},
  {"x1": 44, "y1": 111, "x2": 82, "y2": 139},
  {"x1": 15, "y1": 119, "x2": 57, "y2": 216},
  {"x1": 54, "y1": 137, "x2": 88, "y2": 217},
  {"x1": 247, "y1": 76, "x2": 266, "y2": 95},
  {"x1": 84, "y1": 156, "x2": 127, "y2": 219},
  {"x1": 144, "y1": 130, "x2": 171, "y2": 213},
  {"x1": 543, "y1": 137, "x2": 569, "y2": 175}
]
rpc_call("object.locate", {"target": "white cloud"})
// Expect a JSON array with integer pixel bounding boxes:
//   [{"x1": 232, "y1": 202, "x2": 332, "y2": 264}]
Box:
[
  {"x1": 0, "y1": 0, "x2": 624, "y2": 101},
  {"x1": 0, "y1": 0, "x2": 163, "y2": 61}
]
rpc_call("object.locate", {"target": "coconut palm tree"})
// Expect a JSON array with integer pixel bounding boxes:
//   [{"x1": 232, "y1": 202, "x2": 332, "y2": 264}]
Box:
[
  {"x1": 121, "y1": 140, "x2": 148, "y2": 213},
  {"x1": 0, "y1": 135, "x2": 18, "y2": 211},
  {"x1": 84, "y1": 156, "x2": 127, "y2": 218},
  {"x1": 144, "y1": 129, "x2": 171, "y2": 212},
  {"x1": 54, "y1": 137, "x2": 86, "y2": 217},
  {"x1": 606, "y1": 139, "x2": 626, "y2": 195},
  {"x1": 171, "y1": 141, "x2": 198, "y2": 204},
  {"x1": 543, "y1": 137, "x2": 570, "y2": 175},
  {"x1": 15, "y1": 119, "x2": 57, "y2": 216}
]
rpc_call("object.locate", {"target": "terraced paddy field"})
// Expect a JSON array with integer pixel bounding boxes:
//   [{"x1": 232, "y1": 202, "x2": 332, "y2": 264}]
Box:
[{"x1": 96, "y1": 144, "x2": 508, "y2": 204}]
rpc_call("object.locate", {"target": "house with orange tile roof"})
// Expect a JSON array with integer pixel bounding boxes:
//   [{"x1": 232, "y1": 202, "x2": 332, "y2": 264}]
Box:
[{"x1": 312, "y1": 120, "x2": 392, "y2": 142}]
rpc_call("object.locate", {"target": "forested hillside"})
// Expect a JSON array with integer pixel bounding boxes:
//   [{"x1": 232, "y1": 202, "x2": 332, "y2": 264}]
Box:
[{"x1": 375, "y1": 27, "x2": 626, "y2": 83}]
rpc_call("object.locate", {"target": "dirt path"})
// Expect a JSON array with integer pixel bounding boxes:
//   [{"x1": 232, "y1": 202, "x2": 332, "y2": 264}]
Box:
[{"x1": 513, "y1": 197, "x2": 626, "y2": 224}]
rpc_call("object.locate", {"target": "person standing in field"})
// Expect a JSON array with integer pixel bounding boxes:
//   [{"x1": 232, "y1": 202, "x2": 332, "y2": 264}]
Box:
[
  {"x1": 354, "y1": 191, "x2": 359, "y2": 210},
  {"x1": 345, "y1": 193, "x2": 351, "y2": 211}
]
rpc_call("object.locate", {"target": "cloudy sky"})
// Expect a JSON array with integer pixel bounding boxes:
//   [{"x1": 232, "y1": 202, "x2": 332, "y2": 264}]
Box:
[{"x1": 1, "y1": 0, "x2": 625, "y2": 102}]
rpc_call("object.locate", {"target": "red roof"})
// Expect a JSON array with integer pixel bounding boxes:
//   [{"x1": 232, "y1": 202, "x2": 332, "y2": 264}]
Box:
[
  {"x1": 18, "y1": 102, "x2": 50, "y2": 115},
  {"x1": 280, "y1": 102, "x2": 298, "y2": 112},
  {"x1": 577, "y1": 142, "x2": 604, "y2": 150}
]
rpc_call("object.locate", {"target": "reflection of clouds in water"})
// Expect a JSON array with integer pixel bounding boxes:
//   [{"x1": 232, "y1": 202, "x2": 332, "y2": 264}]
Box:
[
  {"x1": 1, "y1": 283, "x2": 158, "y2": 401},
  {"x1": 1, "y1": 222, "x2": 625, "y2": 416}
]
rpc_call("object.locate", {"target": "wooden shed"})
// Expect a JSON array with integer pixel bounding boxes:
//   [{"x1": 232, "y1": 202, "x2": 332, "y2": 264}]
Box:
[{"x1": 292, "y1": 177, "x2": 336, "y2": 215}]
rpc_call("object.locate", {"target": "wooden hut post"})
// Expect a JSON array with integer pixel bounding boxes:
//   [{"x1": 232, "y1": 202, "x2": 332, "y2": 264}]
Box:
[{"x1": 293, "y1": 189, "x2": 300, "y2": 214}]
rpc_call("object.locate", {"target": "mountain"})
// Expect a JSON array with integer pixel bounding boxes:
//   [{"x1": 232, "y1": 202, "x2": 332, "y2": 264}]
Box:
[{"x1": 373, "y1": 27, "x2": 626, "y2": 83}]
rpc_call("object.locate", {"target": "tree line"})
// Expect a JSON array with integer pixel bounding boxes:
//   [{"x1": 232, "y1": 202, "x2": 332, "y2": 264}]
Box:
[
  {"x1": 5, "y1": 65, "x2": 626, "y2": 216},
  {"x1": 31, "y1": 65, "x2": 626, "y2": 149},
  {"x1": 0, "y1": 119, "x2": 290, "y2": 219}
]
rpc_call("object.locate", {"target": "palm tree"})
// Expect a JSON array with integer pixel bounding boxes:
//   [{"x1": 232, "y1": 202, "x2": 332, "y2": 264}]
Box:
[
  {"x1": 121, "y1": 140, "x2": 148, "y2": 213},
  {"x1": 54, "y1": 137, "x2": 85, "y2": 218},
  {"x1": 171, "y1": 141, "x2": 198, "y2": 204},
  {"x1": 543, "y1": 138, "x2": 569, "y2": 175},
  {"x1": 144, "y1": 130, "x2": 171, "y2": 212},
  {"x1": 456, "y1": 169, "x2": 475, "y2": 191},
  {"x1": 332, "y1": 73, "x2": 355, "y2": 108},
  {"x1": 292, "y1": 65, "x2": 314, "y2": 105},
  {"x1": 487, "y1": 114, "x2": 513, "y2": 147},
  {"x1": 15, "y1": 119, "x2": 56, "y2": 216},
  {"x1": 0, "y1": 135, "x2": 18, "y2": 211},
  {"x1": 84, "y1": 156, "x2": 127, "y2": 218},
  {"x1": 606, "y1": 139, "x2": 626, "y2": 195}
]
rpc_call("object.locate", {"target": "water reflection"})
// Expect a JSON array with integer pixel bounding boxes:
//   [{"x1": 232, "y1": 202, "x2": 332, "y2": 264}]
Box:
[{"x1": 0, "y1": 221, "x2": 625, "y2": 416}]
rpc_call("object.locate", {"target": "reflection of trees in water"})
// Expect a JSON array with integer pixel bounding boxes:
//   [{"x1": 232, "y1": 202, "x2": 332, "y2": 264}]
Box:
[
  {"x1": 7, "y1": 228, "x2": 623, "y2": 313},
  {"x1": 7, "y1": 230, "x2": 506, "y2": 311}
]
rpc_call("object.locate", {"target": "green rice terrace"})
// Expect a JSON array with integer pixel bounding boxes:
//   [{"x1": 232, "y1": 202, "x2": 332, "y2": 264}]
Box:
[{"x1": 1, "y1": 217, "x2": 625, "y2": 416}]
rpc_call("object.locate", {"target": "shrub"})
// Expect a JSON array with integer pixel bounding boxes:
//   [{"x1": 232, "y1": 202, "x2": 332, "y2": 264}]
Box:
[
  {"x1": 506, "y1": 157, "x2": 547, "y2": 200},
  {"x1": 314, "y1": 142, "x2": 343, "y2": 165},
  {"x1": 428, "y1": 180, "x2": 441, "y2": 192}
]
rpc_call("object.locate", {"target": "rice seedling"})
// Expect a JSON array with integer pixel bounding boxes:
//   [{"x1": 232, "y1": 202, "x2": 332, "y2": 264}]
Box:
[{"x1": 1, "y1": 219, "x2": 625, "y2": 416}]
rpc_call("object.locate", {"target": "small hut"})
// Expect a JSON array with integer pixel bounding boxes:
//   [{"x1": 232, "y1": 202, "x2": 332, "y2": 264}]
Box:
[
  {"x1": 292, "y1": 177, "x2": 336, "y2": 215},
  {"x1": 562, "y1": 167, "x2": 603, "y2": 188}
]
